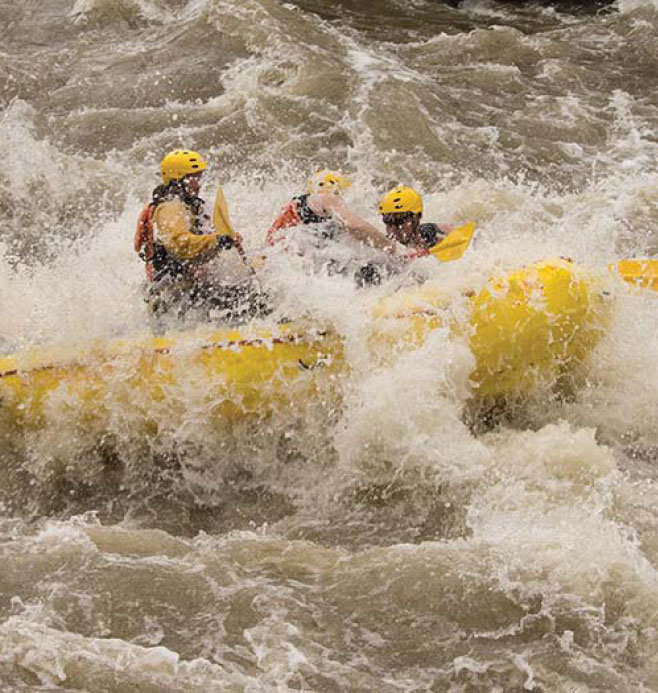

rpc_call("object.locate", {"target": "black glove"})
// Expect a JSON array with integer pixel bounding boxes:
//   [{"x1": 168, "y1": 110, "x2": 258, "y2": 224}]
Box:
[
  {"x1": 355, "y1": 263, "x2": 381, "y2": 287},
  {"x1": 216, "y1": 235, "x2": 235, "y2": 251}
]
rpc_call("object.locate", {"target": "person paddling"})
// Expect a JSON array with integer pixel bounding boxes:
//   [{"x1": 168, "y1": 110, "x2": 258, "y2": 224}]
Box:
[
  {"x1": 378, "y1": 186, "x2": 455, "y2": 257},
  {"x1": 266, "y1": 170, "x2": 395, "y2": 253},
  {"x1": 134, "y1": 149, "x2": 266, "y2": 324}
]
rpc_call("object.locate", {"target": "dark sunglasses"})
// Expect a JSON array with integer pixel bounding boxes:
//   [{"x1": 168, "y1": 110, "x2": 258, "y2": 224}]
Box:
[{"x1": 382, "y1": 213, "x2": 415, "y2": 227}]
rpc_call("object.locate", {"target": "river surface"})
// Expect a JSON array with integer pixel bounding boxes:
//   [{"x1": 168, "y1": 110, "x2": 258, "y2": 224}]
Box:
[{"x1": 1, "y1": 0, "x2": 658, "y2": 690}]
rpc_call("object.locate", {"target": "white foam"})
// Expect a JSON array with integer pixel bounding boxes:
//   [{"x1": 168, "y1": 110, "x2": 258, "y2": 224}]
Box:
[
  {"x1": 0, "y1": 617, "x2": 248, "y2": 688},
  {"x1": 617, "y1": 0, "x2": 658, "y2": 12}
]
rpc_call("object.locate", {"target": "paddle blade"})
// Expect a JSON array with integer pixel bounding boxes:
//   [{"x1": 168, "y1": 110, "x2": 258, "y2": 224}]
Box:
[
  {"x1": 213, "y1": 187, "x2": 236, "y2": 238},
  {"x1": 213, "y1": 186, "x2": 257, "y2": 272},
  {"x1": 429, "y1": 222, "x2": 476, "y2": 263},
  {"x1": 614, "y1": 258, "x2": 658, "y2": 292}
]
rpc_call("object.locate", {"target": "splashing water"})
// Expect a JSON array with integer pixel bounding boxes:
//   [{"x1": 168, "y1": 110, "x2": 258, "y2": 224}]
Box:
[{"x1": 1, "y1": 0, "x2": 658, "y2": 689}]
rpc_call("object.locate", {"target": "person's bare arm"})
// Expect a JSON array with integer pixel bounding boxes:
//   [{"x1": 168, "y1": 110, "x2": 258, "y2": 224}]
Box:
[{"x1": 310, "y1": 194, "x2": 397, "y2": 253}]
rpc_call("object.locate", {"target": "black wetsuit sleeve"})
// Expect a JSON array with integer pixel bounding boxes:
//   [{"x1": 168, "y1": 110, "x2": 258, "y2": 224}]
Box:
[
  {"x1": 216, "y1": 235, "x2": 235, "y2": 250},
  {"x1": 419, "y1": 223, "x2": 447, "y2": 248}
]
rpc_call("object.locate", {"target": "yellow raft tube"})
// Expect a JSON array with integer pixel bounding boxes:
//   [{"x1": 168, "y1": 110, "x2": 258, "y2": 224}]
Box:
[
  {"x1": 370, "y1": 258, "x2": 609, "y2": 399},
  {"x1": 0, "y1": 259, "x2": 612, "y2": 427}
]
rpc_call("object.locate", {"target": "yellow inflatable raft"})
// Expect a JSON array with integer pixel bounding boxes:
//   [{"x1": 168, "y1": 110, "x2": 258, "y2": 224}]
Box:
[
  {"x1": 0, "y1": 323, "x2": 345, "y2": 428},
  {"x1": 0, "y1": 260, "x2": 611, "y2": 429},
  {"x1": 370, "y1": 258, "x2": 609, "y2": 398}
]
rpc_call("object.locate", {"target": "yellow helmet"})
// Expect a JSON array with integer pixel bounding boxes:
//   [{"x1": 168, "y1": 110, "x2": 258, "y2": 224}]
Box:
[
  {"x1": 160, "y1": 149, "x2": 208, "y2": 185},
  {"x1": 378, "y1": 186, "x2": 423, "y2": 215},
  {"x1": 308, "y1": 170, "x2": 351, "y2": 195}
]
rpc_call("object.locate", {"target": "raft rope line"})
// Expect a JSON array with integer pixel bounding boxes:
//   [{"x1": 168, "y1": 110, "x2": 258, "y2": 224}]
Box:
[{"x1": 0, "y1": 331, "x2": 330, "y2": 380}]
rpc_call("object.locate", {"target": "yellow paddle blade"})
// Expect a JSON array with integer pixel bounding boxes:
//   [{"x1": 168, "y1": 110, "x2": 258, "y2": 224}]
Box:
[
  {"x1": 613, "y1": 258, "x2": 658, "y2": 292},
  {"x1": 212, "y1": 187, "x2": 236, "y2": 238},
  {"x1": 429, "y1": 222, "x2": 476, "y2": 263},
  {"x1": 212, "y1": 186, "x2": 257, "y2": 273}
]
